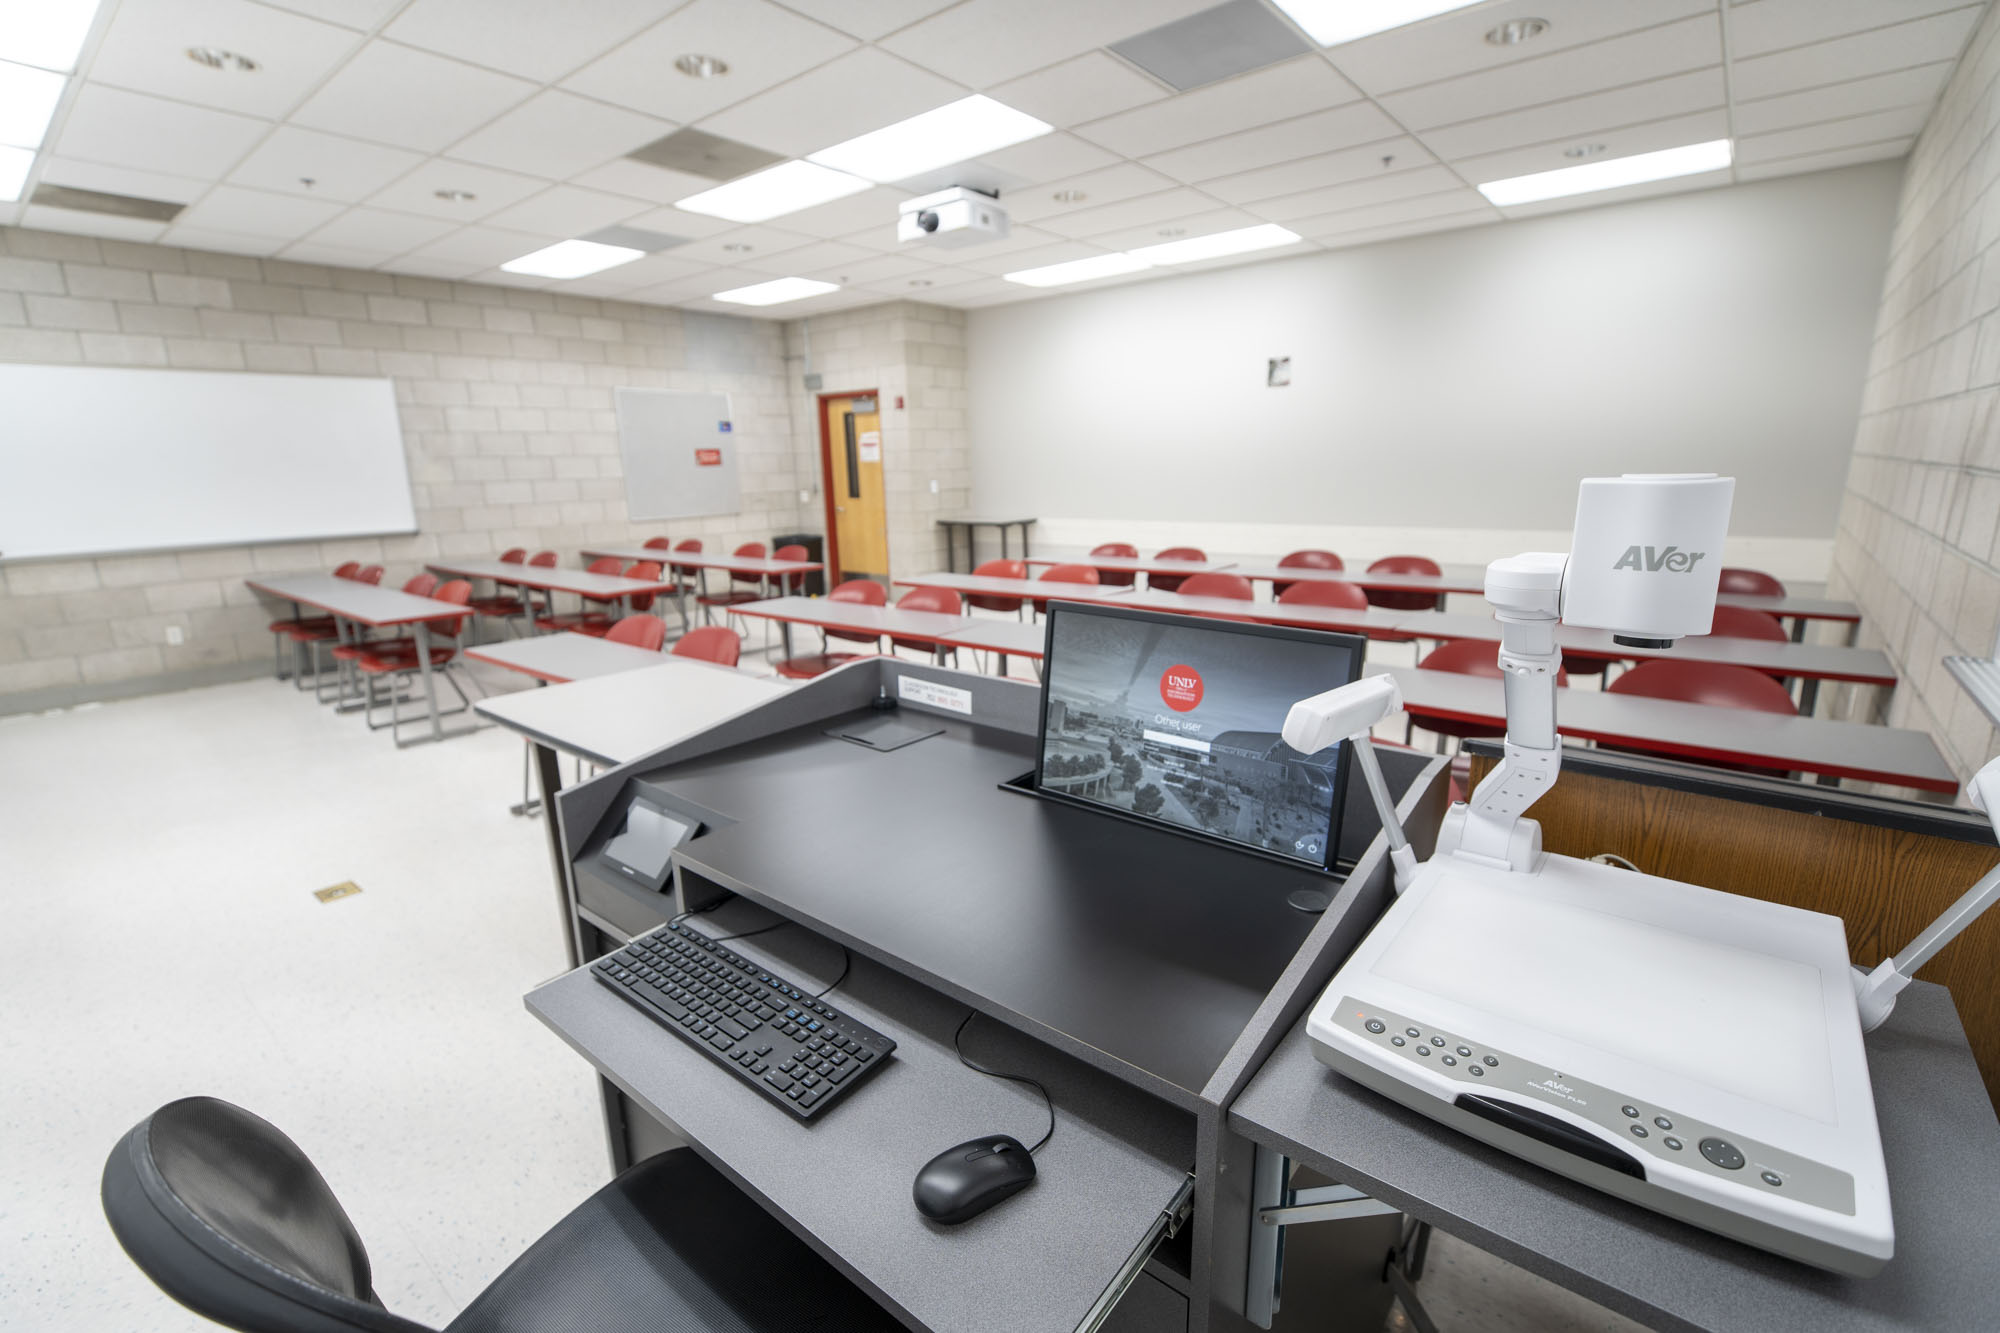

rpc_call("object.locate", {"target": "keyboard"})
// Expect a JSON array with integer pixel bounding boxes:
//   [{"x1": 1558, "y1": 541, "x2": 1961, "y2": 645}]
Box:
[{"x1": 593, "y1": 919, "x2": 896, "y2": 1120}]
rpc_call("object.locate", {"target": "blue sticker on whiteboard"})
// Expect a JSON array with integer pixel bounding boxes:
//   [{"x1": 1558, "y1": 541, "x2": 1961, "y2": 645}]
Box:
[{"x1": 718, "y1": 420, "x2": 733, "y2": 432}]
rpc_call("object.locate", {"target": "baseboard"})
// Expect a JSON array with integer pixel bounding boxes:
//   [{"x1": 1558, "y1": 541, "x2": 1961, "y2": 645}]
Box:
[{"x1": 0, "y1": 659, "x2": 271, "y2": 718}]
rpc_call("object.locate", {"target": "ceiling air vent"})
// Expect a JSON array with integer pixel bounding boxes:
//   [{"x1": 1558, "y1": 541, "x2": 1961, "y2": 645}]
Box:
[
  {"x1": 1109, "y1": 0, "x2": 1310, "y2": 92},
  {"x1": 626, "y1": 128, "x2": 785, "y2": 182},
  {"x1": 29, "y1": 184, "x2": 184, "y2": 223}
]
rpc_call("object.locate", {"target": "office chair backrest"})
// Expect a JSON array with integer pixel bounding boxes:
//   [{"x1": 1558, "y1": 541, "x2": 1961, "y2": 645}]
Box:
[
  {"x1": 605, "y1": 614, "x2": 667, "y2": 651},
  {"x1": 1706, "y1": 605, "x2": 1788, "y2": 642},
  {"x1": 730, "y1": 542, "x2": 767, "y2": 587},
  {"x1": 643, "y1": 537, "x2": 673, "y2": 550},
  {"x1": 498, "y1": 548, "x2": 526, "y2": 564},
  {"x1": 1275, "y1": 548, "x2": 1343, "y2": 598},
  {"x1": 896, "y1": 586, "x2": 963, "y2": 615},
  {"x1": 1089, "y1": 542, "x2": 1139, "y2": 586},
  {"x1": 1039, "y1": 563, "x2": 1100, "y2": 585},
  {"x1": 774, "y1": 543, "x2": 810, "y2": 593},
  {"x1": 1608, "y1": 659, "x2": 1797, "y2": 714},
  {"x1": 332, "y1": 561, "x2": 361, "y2": 580},
  {"x1": 1278, "y1": 579, "x2": 1367, "y2": 610},
  {"x1": 528, "y1": 551, "x2": 557, "y2": 568},
  {"x1": 353, "y1": 566, "x2": 384, "y2": 586},
  {"x1": 673, "y1": 626, "x2": 741, "y2": 667},
  {"x1": 824, "y1": 578, "x2": 886, "y2": 643},
  {"x1": 1177, "y1": 572, "x2": 1254, "y2": 600},
  {"x1": 1362, "y1": 554, "x2": 1442, "y2": 611},
  {"x1": 585, "y1": 556, "x2": 622, "y2": 576},
  {"x1": 401, "y1": 574, "x2": 437, "y2": 598},
  {"x1": 669, "y1": 538, "x2": 703, "y2": 582},
  {"x1": 423, "y1": 580, "x2": 472, "y2": 641},
  {"x1": 1148, "y1": 547, "x2": 1206, "y2": 593},
  {"x1": 1717, "y1": 567, "x2": 1786, "y2": 598},
  {"x1": 965, "y1": 558, "x2": 1027, "y2": 611},
  {"x1": 1421, "y1": 637, "x2": 1570, "y2": 686},
  {"x1": 102, "y1": 1096, "x2": 433, "y2": 1333},
  {"x1": 623, "y1": 560, "x2": 662, "y2": 612}
]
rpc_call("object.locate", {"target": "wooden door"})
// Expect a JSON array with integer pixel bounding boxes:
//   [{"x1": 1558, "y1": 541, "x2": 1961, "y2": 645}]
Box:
[{"x1": 824, "y1": 393, "x2": 888, "y2": 579}]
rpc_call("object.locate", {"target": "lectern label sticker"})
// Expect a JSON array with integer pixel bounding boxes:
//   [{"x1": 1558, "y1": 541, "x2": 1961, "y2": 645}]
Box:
[
  {"x1": 694, "y1": 448, "x2": 723, "y2": 467},
  {"x1": 899, "y1": 676, "x2": 972, "y2": 715}
]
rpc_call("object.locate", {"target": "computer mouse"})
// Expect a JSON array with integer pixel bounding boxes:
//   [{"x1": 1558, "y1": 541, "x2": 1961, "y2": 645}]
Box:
[{"x1": 912, "y1": 1134, "x2": 1036, "y2": 1224}]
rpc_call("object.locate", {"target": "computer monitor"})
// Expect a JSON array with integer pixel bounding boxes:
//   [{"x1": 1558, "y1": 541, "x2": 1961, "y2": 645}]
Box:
[{"x1": 1035, "y1": 601, "x2": 1366, "y2": 869}]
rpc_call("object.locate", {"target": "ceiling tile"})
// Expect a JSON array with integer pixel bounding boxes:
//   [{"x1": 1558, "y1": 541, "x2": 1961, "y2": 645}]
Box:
[
  {"x1": 174, "y1": 184, "x2": 347, "y2": 237},
  {"x1": 1735, "y1": 105, "x2": 1934, "y2": 165},
  {"x1": 161, "y1": 224, "x2": 291, "y2": 256},
  {"x1": 876, "y1": 0, "x2": 1215, "y2": 88},
  {"x1": 57, "y1": 84, "x2": 269, "y2": 178},
  {"x1": 965, "y1": 132, "x2": 1119, "y2": 184},
  {"x1": 800, "y1": 251, "x2": 931, "y2": 284},
  {"x1": 363, "y1": 159, "x2": 551, "y2": 220},
  {"x1": 226, "y1": 126, "x2": 425, "y2": 202},
  {"x1": 1006, "y1": 162, "x2": 1182, "y2": 223},
  {"x1": 1201, "y1": 136, "x2": 1436, "y2": 204},
  {"x1": 768, "y1": 0, "x2": 961, "y2": 42},
  {"x1": 1076, "y1": 204, "x2": 1262, "y2": 250},
  {"x1": 305, "y1": 206, "x2": 459, "y2": 252},
  {"x1": 1417, "y1": 66, "x2": 1725, "y2": 161},
  {"x1": 1141, "y1": 99, "x2": 1400, "y2": 183},
  {"x1": 1318, "y1": 207, "x2": 1495, "y2": 250},
  {"x1": 1727, "y1": 0, "x2": 1980, "y2": 59},
  {"x1": 1380, "y1": 12, "x2": 1721, "y2": 129},
  {"x1": 397, "y1": 223, "x2": 553, "y2": 271},
  {"x1": 697, "y1": 48, "x2": 965, "y2": 158},
  {"x1": 257, "y1": 0, "x2": 405, "y2": 32},
  {"x1": 842, "y1": 219, "x2": 1069, "y2": 259},
  {"x1": 290, "y1": 42, "x2": 537, "y2": 152},
  {"x1": 481, "y1": 184, "x2": 652, "y2": 235},
  {"x1": 660, "y1": 225, "x2": 819, "y2": 265},
  {"x1": 986, "y1": 52, "x2": 1169, "y2": 129},
  {"x1": 740, "y1": 184, "x2": 913, "y2": 239},
  {"x1": 1289, "y1": 186, "x2": 1497, "y2": 238},
  {"x1": 1034, "y1": 186, "x2": 1222, "y2": 238},
  {"x1": 569, "y1": 157, "x2": 722, "y2": 204},
  {"x1": 1449, "y1": 108, "x2": 1729, "y2": 183},
  {"x1": 1734, "y1": 139, "x2": 1914, "y2": 181},
  {"x1": 562, "y1": 0, "x2": 858, "y2": 124},
  {"x1": 1729, "y1": 9, "x2": 1984, "y2": 101},
  {"x1": 1732, "y1": 62, "x2": 1954, "y2": 138},
  {"x1": 38, "y1": 158, "x2": 210, "y2": 205},
  {"x1": 88, "y1": 0, "x2": 364, "y2": 119},
  {"x1": 1249, "y1": 164, "x2": 1467, "y2": 223},
  {"x1": 1327, "y1": 0, "x2": 1714, "y2": 96},
  {"x1": 280, "y1": 238, "x2": 407, "y2": 266},
  {"x1": 1074, "y1": 55, "x2": 1357, "y2": 158},
  {"x1": 445, "y1": 89, "x2": 676, "y2": 179},
  {"x1": 383, "y1": 0, "x2": 682, "y2": 82},
  {"x1": 18, "y1": 205, "x2": 171, "y2": 243},
  {"x1": 742, "y1": 237, "x2": 876, "y2": 271},
  {"x1": 958, "y1": 237, "x2": 1109, "y2": 275}
]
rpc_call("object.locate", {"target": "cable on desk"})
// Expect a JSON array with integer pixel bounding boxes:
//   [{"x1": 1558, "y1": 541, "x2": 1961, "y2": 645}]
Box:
[
  {"x1": 813, "y1": 946, "x2": 851, "y2": 999},
  {"x1": 953, "y1": 1010, "x2": 1055, "y2": 1155}
]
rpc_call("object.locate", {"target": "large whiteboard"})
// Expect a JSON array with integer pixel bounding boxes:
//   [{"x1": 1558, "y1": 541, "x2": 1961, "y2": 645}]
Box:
[
  {"x1": 616, "y1": 388, "x2": 740, "y2": 521},
  {"x1": 0, "y1": 365, "x2": 415, "y2": 561}
]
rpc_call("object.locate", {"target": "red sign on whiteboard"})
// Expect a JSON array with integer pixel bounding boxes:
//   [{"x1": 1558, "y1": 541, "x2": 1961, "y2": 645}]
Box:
[{"x1": 694, "y1": 448, "x2": 723, "y2": 467}]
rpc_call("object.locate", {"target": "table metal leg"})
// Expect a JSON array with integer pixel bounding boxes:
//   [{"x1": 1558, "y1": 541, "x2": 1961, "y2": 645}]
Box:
[
  {"x1": 1801, "y1": 676, "x2": 1820, "y2": 715},
  {"x1": 780, "y1": 620, "x2": 795, "y2": 661},
  {"x1": 1790, "y1": 616, "x2": 1807, "y2": 643},
  {"x1": 414, "y1": 622, "x2": 443, "y2": 743}
]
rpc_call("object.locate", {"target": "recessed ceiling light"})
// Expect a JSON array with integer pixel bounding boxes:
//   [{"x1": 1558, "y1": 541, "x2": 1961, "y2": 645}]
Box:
[
  {"x1": 712, "y1": 277, "x2": 840, "y2": 306},
  {"x1": 1129, "y1": 223, "x2": 1302, "y2": 265},
  {"x1": 0, "y1": 60, "x2": 67, "y2": 151},
  {"x1": 909, "y1": 279, "x2": 932, "y2": 287},
  {"x1": 1157, "y1": 227, "x2": 1187, "y2": 237},
  {"x1": 1478, "y1": 139, "x2": 1733, "y2": 207},
  {"x1": 1268, "y1": 0, "x2": 1489, "y2": 46},
  {"x1": 433, "y1": 188, "x2": 476, "y2": 202},
  {"x1": 1, "y1": 0, "x2": 102, "y2": 73},
  {"x1": 674, "y1": 159, "x2": 871, "y2": 223},
  {"x1": 185, "y1": 46, "x2": 258, "y2": 72},
  {"x1": 0, "y1": 144, "x2": 34, "y2": 202},
  {"x1": 675, "y1": 53, "x2": 728, "y2": 78},
  {"x1": 1485, "y1": 18, "x2": 1548, "y2": 45},
  {"x1": 807, "y1": 95, "x2": 1051, "y2": 183},
  {"x1": 1563, "y1": 143, "x2": 1607, "y2": 160},
  {"x1": 1003, "y1": 253, "x2": 1152, "y2": 288},
  {"x1": 721, "y1": 242, "x2": 753, "y2": 252},
  {"x1": 1052, "y1": 189, "x2": 1085, "y2": 203},
  {"x1": 500, "y1": 239, "x2": 644, "y2": 279}
]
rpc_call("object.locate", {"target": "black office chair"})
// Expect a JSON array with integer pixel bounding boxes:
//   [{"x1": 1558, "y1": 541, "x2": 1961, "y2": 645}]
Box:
[{"x1": 102, "y1": 1096, "x2": 900, "y2": 1333}]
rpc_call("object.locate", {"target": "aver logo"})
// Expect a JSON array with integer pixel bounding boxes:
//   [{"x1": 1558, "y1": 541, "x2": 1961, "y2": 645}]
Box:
[
  {"x1": 1613, "y1": 545, "x2": 1706, "y2": 574},
  {"x1": 1160, "y1": 664, "x2": 1204, "y2": 712}
]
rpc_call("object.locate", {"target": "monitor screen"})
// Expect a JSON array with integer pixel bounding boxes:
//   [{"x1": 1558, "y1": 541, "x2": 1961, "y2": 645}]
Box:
[{"x1": 1036, "y1": 603, "x2": 1365, "y2": 867}]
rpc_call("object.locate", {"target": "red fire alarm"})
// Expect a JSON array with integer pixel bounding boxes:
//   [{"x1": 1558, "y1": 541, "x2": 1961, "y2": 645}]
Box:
[
  {"x1": 894, "y1": 395, "x2": 905, "y2": 409},
  {"x1": 694, "y1": 447, "x2": 722, "y2": 467}
]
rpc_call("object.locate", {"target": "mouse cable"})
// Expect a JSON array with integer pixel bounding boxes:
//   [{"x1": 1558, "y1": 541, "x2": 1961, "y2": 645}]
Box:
[
  {"x1": 813, "y1": 946, "x2": 851, "y2": 999},
  {"x1": 953, "y1": 1010, "x2": 1055, "y2": 1155}
]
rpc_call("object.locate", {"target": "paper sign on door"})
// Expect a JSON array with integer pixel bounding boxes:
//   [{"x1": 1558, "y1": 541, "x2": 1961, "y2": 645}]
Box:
[
  {"x1": 694, "y1": 448, "x2": 723, "y2": 467},
  {"x1": 858, "y1": 430, "x2": 881, "y2": 463}
]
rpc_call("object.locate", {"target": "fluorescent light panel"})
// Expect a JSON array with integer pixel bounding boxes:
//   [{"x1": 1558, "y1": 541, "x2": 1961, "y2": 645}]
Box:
[
  {"x1": 0, "y1": 143, "x2": 33, "y2": 202},
  {"x1": 712, "y1": 277, "x2": 841, "y2": 306},
  {"x1": 1478, "y1": 139, "x2": 1734, "y2": 207},
  {"x1": 500, "y1": 239, "x2": 644, "y2": 279},
  {"x1": 1131, "y1": 223, "x2": 1301, "y2": 264},
  {"x1": 0, "y1": 0, "x2": 101, "y2": 72},
  {"x1": 808, "y1": 95, "x2": 1052, "y2": 183},
  {"x1": 1003, "y1": 253, "x2": 1153, "y2": 288},
  {"x1": 1269, "y1": 0, "x2": 1487, "y2": 46},
  {"x1": 0, "y1": 60, "x2": 66, "y2": 150},
  {"x1": 675, "y1": 159, "x2": 870, "y2": 223}
]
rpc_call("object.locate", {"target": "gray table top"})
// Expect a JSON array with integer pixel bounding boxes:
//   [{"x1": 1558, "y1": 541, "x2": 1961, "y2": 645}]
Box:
[
  {"x1": 1023, "y1": 555, "x2": 1237, "y2": 575},
  {"x1": 473, "y1": 660, "x2": 792, "y2": 766},
  {"x1": 1222, "y1": 565, "x2": 1859, "y2": 620},
  {"x1": 427, "y1": 558, "x2": 676, "y2": 597},
  {"x1": 1378, "y1": 666, "x2": 1957, "y2": 793},
  {"x1": 582, "y1": 546, "x2": 823, "y2": 575},
  {"x1": 246, "y1": 574, "x2": 469, "y2": 628},
  {"x1": 936, "y1": 516, "x2": 1037, "y2": 526},
  {"x1": 463, "y1": 632, "x2": 666, "y2": 684},
  {"x1": 1229, "y1": 982, "x2": 2000, "y2": 1333},
  {"x1": 1124, "y1": 589, "x2": 1409, "y2": 636},
  {"x1": 939, "y1": 618, "x2": 1050, "y2": 657},
  {"x1": 893, "y1": 572, "x2": 1137, "y2": 601},
  {"x1": 1403, "y1": 612, "x2": 1897, "y2": 684},
  {"x1": 732, "y1": 595, "x2": 973, "y2": 642}
]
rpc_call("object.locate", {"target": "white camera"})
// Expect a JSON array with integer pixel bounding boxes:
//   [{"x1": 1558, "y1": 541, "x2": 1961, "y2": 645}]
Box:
[{"x1": 897, "y1": 188, "x2": 1010, "y2": 249}]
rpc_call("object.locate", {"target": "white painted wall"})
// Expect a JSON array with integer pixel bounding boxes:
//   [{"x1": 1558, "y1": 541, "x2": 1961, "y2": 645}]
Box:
[{"x1": 967, "y1": 162, "x2": 1903, "y2": 582}]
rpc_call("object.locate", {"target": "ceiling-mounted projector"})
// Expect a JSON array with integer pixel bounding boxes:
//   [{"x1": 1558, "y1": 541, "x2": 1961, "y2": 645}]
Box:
[{"x1": 897, "y1": 187, "x2": 1009, "y2": 248}]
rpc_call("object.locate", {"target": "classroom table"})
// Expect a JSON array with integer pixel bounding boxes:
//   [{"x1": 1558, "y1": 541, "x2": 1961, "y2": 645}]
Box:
[
  {"x1": 1123, "y1": 588, "x2": 1413, "y2": 637},
  {"x1": 891, "y1": 570, "x2": 1139, "y2": 606},
  {"x1": 935, "y1": 617, "x2": 1048, "y2": 677},
  {"x1": 1377, "y1": 664, "x2": 1957, "y2": 793},
  {"x1": 935, "y1": 514, "x2": 1036, "y2": 571},
  {"x1": 579, "y1": 546, "x2": 824, "y2": 624},
  {"x1": 729, "y1": 594, "x2": 972, "y2": 664},
  {"x1": 427, "y1": 558, "x2": 677, "y2": 631},
  {"x1": 464, "y1": 632, "x2": 665, "y2": 685},
  {"x1": 1022, "y1": 553, "x2": 1238, "y2": 578},
  {"x1": 247, "y1": 574, "x2": 476, "y2": 744}
]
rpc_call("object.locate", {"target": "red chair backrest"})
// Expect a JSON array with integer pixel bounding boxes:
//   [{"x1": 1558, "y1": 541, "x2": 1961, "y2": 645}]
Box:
[
  {"x1": 897, "y1": 586, "x2": 963, "y2": 615},
  {"x1": 1278, "y1": 549, "x2": 1343, "y2": 572},
  {"x1": 529, "y1": 551, "x2": 557, "y2": 568},
  {"x1": 428, "y1": 579, "x2": 472, "y2": 639},
  {"x1": 1370, "y1": 555, "x2": 1441, "y2": 576},
  {"x1": 586, "y1": 556, "x2": 622, "y2": 575},
  {"x1": 1178, "y1": 572, "x2": 1254, "y2": 600},
  {"x1": 774, "y1": 543, "x2": 809, "y2": 594},
  {"x1": 1033, "y1": 563, "x2": 1100, "y2": 612},
  {"x1": 1363, "y1": 555, "x2": 1442, "y2": 611},
  {"x1": 673, "y1": 626, "x2": 741, "y2": 667},
  {"x1": 1090, "y1": 542, "x2": 1139, "y2": 586},
  {"x1": 1718, "y1": 567, "x2": 1786, "y2": 597},
  {"x1": 1706, "y1": 605, "x2": 1788, "y2": 642},
  {"x1": 605, "y1": 614, "x2": 666, "y2": 651},
  {"x1": 402, "y1": 574, "x2": 438, "y2": 597},
  {"x1": 1155, "y1": 546, "x2": 1206, "y2": 562},
  {"x1": 354, "y1": 565, "x2": 384, "y2": 585},
  {"x1": 333, "y1": 561, "x2": 361, "y2": 579},
  {"x1": 1149, "y1": 547, "x2": 1206, "y2": 592},
  {"x1": 825, "y1": 578, "x2": 887, "y2": 644},
  {"x1": 966, "y1": 558, "x2": 1028, "y2": 611},
  {"x1": 643, "y1": 537, "x2": 673, "y2": 550},
  {"x1": 671, "y1": 538, "x2": 703, "y2": 579},
  {"x1": 1278, "y1": 580, "x2": 1367, "y2": 610},
  {"x1": 624, "y1": 561, "x2": 662, "y2": 612},
  {"x1": 1608, "y1": 660, "x2": 1797, "y2": 714},
  {"x1": 499, "y1": 548, "x2": 526, "y2": 564},
  {"x1": 1422, "y1": 637, "x2": 1571, "y2": 686},
  {"x1": 731, "y1": 542, "x2": 767, "y2": 587}
]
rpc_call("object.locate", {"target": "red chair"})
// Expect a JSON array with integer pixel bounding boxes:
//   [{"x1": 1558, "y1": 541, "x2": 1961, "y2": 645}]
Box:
[
  {"x1": 1414, "y1": 639, "x2": 1572, "y2": 742},
  {"x1": 1177, "y1": 572, "x2": 1254, "y2": 600},
  {"x1": 468, "y1": 548, "x2": 530, "y2": 634},
  {"x1": 966, "y1": 558, "x2": 1028, "y2": 615},
  {"x1": 535, "y1": 557, "x2": 624, "y2": 633},
  {"x1": 643, "y1": 537, "x2": 674, "y2": 551},
  {"x1": 570, "y1": 562, "x2": 665, "y2": 636},
  {"x1": 1278, "y1": 580, "x2": 1367, "y2": 610},
  {"x1": 270, "y1": 562, "x2": 364, "y2": 683},
  {"x1": 672, "y1": 626, "x2": 741, "y2": 667},
  {"x1": 352, "y1": 565, "x2": 384, "y2": 585},
  {"x1": 696, "y1": 542, "x2": 769, "y2": 624},
  {"x1": 1707, "y1": 605, "x2": 1788, "y2": 641},
  {"x1": 329, "y1": 573, "x2": 441, "y2": 669},
  {"x1": 774, "y1": 579, "x2": 886, "y2": 679},
  {"x1": 331, "y1": 561, "x2": 362, "y2": 579},
  {"x1": 1274, "y1": 549, "x2": 1343, "y2": 598},
  {"x1": 1089, "y1": 542, "x2": 1139, "y2": 587},
  {"x1": 1718, "y1": 568, "x2": 1786, "y2": 598},
  {"x1": 1608, "y1": 659, "x2": 1797, "y2": 712},
  {"x1": 1147, "y1": 547, "x2": 1206, "y2": 593},
  {"x1": 355, "y1": 580, "x2": 484, "y2": 743},
  {"x1": 604, "y1": 614, "x2": 666, "y2": 652},
  {"x1": 1031, "y1": 563, "x2": 1100, "y2": 616},
  {"x1": 773, "y1": 543, "x2": 811, "y2": 596},
  {"x1": 891, "y1": 586, "x2": 963, "y2": 660},
  {"x1": 1361, "y1": 556, "x2": 1442, "y2": 611}
]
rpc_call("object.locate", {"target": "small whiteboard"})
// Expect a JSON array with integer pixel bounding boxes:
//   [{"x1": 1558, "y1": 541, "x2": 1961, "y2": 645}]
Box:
[
  {"x1": 0, "y1": 365, "x2": 414, "y2": 562},
  {"x1": 616, "y1": 388, "x2": 739, "y2": 521}
]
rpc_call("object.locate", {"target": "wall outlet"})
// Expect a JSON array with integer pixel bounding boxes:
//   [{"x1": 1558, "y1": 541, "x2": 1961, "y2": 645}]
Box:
[
  {"x1": 799, "y1": 488, "x2": 811, "y2": 503},
  {"x1": 929, "y1": 479, "x2": 940, "y2": 494},
  {"x1": 165, "y1": 624, "x2": 185, "y2": 646}
]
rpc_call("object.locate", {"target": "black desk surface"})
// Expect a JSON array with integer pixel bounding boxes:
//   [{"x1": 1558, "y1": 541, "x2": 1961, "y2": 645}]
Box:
[{"x1": 649, "y1": 709, "x2": 1335, "y2": 1104}]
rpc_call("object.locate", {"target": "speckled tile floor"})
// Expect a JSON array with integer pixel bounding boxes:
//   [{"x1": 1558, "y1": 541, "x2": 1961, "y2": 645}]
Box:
[{"x1": 3, "y1": 654, "x2": 1652, "y2": 1333}]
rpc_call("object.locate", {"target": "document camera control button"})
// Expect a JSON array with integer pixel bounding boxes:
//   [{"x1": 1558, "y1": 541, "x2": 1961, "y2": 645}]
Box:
[{"x1": 1700, "y1": 1138, "x2": 1746, "y2": 1170}]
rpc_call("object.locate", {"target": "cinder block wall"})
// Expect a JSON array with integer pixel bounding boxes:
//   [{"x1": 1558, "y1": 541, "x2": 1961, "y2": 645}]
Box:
[
  {"x1": 0, "y1": 225, "x2": 806, "y2": 714},
  {"x1": 1831, "y1": 3, "x2": 2000, "y2": 782}
]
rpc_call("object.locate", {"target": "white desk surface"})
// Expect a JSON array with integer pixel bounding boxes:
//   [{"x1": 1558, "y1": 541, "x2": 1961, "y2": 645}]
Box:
[
  {"x1": 938, "y1": 618, "x2": 1049, "y2": 658},
  {"x1": 581, "y1": 546, "x2": 822, "y2": 576},
  {"x1": 474, "y1": 661, "x2": 792, "y2": 767},
  {"x1": 1022, "y1": 554, "x2": 1236, "y2": 576},
  {"x1": 893, "y1": 571, "x2": 1137, "y2": 601},
  {"x1": 246, "y1": 574, "x2": 469, "y2": 628},
  {"x1": 463, "y1": 632, "x2": 666, "y2": 684},
  {"x1": 427, "y1": 558, "x2": 675, "y2": 598},
  {"x1": 731, "y1": 594, "x2": 973, "y2": 643},
  {"x1": 1405, "y1": 611, "x2": 1896, "y2": 684}
]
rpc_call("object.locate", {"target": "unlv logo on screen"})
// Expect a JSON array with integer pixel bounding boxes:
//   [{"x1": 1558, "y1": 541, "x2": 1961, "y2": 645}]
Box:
[{"x1": 1160, "y1": 664, "x2": 1204, "y2": 712}]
